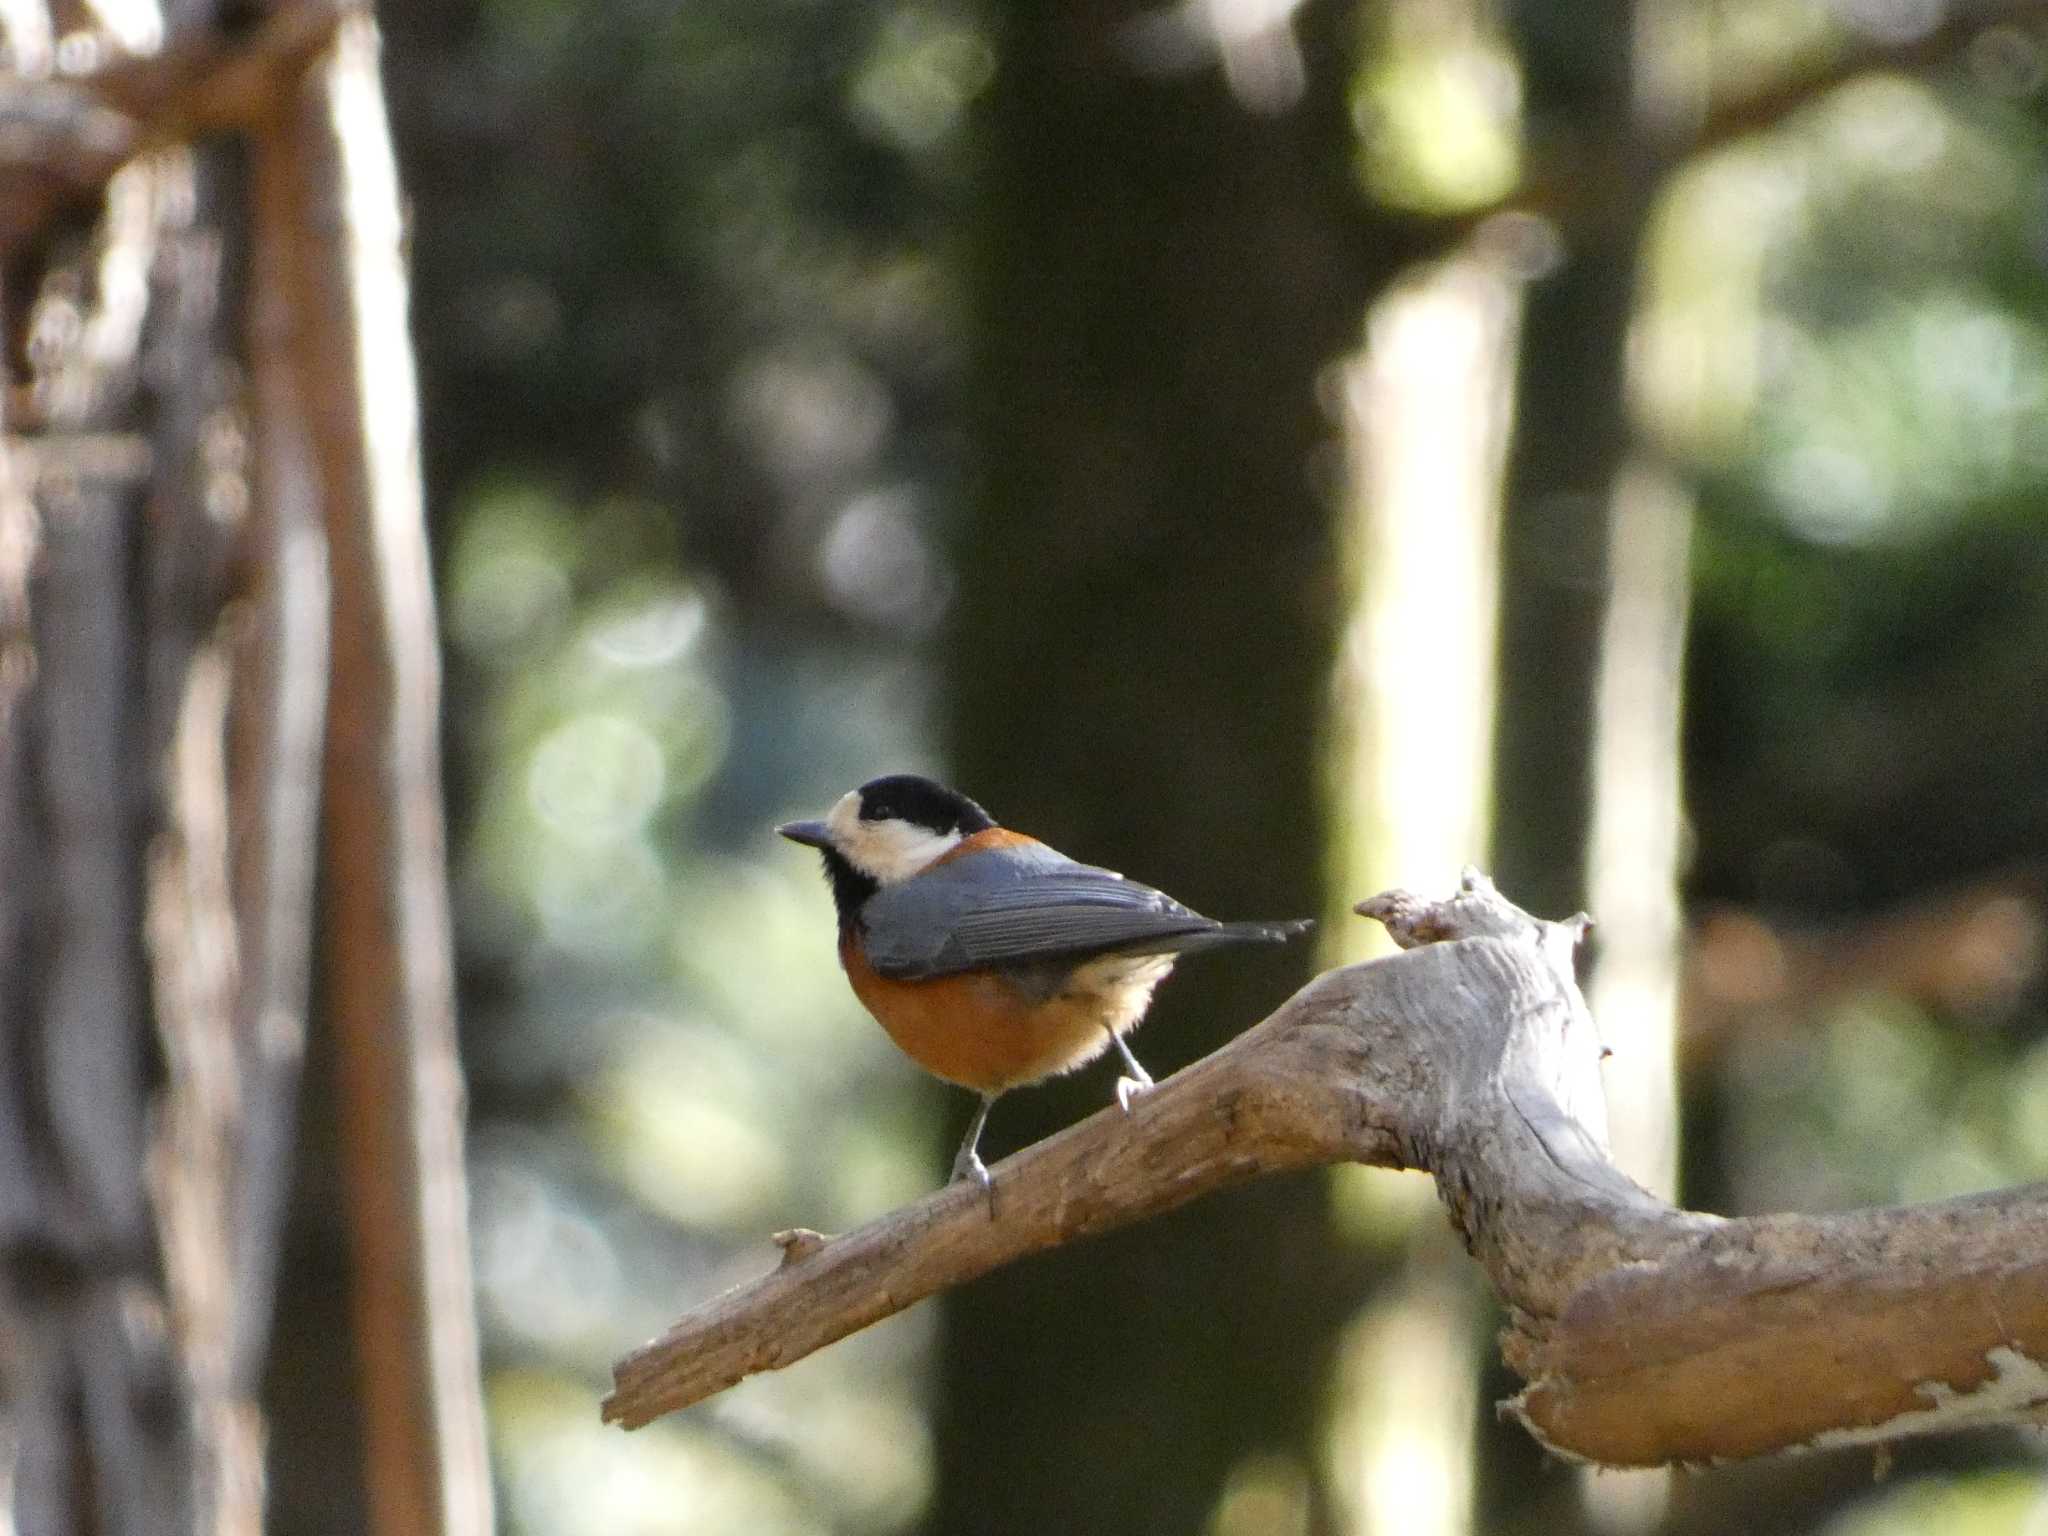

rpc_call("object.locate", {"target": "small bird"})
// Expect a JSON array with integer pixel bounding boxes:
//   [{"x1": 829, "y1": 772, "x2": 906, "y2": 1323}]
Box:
[{"x1": 778, "y1": 774, "x2": 1314, "y2": 1194}]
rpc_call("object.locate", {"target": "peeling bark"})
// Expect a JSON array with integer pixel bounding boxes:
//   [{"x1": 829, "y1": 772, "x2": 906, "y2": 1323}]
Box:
[{"x1": 606, "y1": 873, "x2": 2048, "y2": 1469}]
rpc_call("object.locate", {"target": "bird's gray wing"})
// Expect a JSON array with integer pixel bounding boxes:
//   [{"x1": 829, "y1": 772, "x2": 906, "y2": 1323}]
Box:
[{"x1": 859, "y1": 845, "x2": 1233, "y2": 981}]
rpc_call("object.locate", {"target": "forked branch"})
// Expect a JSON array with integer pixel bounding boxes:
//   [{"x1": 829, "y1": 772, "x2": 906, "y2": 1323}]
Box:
[{"x1": 604, "y1": 872, "x2": 2048, "y2": 1466}]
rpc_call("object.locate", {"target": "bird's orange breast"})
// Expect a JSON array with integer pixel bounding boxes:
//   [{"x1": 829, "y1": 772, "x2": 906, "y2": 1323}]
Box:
[{"x1": 840, "y1": 932, "x2": 1171, "y2": 1094}]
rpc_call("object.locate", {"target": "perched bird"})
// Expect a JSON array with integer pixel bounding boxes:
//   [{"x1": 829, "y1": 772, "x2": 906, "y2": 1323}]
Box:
[{"x1": 777, "y1": 774, "x2": 1314, "y2": 1192}]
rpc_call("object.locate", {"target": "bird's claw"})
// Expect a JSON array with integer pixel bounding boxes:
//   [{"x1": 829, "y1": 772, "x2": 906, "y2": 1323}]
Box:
[
  {"x1": 1115, "y1": 1071, "x2": 1154, "y2": 1114},
  {"x1": 951, "y1": 1148, "x2": 996, "y2": 1218}
]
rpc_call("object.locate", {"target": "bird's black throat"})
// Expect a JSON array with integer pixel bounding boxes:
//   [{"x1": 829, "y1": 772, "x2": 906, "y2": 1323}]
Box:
[{"x1": 817, "y1": 846, "x2": 879, "y2": 930}]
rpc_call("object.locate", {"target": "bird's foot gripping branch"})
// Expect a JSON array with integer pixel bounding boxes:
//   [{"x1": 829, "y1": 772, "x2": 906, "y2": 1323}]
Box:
[{"x1": 603, "y1": 871, "x2": 2048, "y2": 1466}]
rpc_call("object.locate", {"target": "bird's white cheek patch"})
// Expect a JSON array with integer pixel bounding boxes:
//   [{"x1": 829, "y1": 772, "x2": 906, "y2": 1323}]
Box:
[{"x1": 828, "y1": 791, "x2": 963, "y2": 884}]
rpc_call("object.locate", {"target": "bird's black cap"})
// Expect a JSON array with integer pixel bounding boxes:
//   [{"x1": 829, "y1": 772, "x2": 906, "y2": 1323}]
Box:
[{"x1": 856, "y1": 774, "x2": 996, "y2": 836}]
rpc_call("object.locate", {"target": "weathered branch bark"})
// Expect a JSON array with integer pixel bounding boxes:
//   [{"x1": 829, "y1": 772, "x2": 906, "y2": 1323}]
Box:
[{"x1": 605, "y1": 872, "x2": 2048, "y2": 1468}]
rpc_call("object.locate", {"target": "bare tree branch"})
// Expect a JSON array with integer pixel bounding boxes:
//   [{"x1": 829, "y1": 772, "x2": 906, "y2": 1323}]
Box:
[
  {"x1": 1685, "y1": 867, "x2": 2048, "y2": 1056},
  {"x1": 0, "y1": 3, "x2": 355, "y2": 259},
  {"x1": 1388, "y1": 0, "x2": 2048, "y2": 269},
  {"x1": 87, "y1": 0, "x2": 352, "y2": 136},
  {"x1": 1684, "y1": 0, "x2": 2048, "y2": 155},
  {"x1": 605, "y1": 872, "x2": 2048, "y2": 1468}
]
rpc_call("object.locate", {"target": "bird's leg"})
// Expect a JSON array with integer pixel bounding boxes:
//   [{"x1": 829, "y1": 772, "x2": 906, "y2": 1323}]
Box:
[
  {"x1": 950, "y1": 1092, "x2": 998, "y2": 1215},
  {"x1": 1109, "y1": 1029, "x2": 1155, "y2": 1113}
]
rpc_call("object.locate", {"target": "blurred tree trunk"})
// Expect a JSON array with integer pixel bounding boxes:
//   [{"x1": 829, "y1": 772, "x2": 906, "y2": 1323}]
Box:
[
  {"x1": 0, "y1": 11, "x2": 489, "y2": 1534},
  {"x1": 1484, "y1": 6, "x2": 1646, "y2": 1520},
  {"x1": 1325, "y1": 253, "x2": 1523, "y2": 1536},
  {"x1": 1483, "y1": 3, "x2": 1696, "y2": 1531},
  {"x1": 940, "y1": 4, "x2": 1408, "y2": 1531},
  {"x1": 1490, "y1": 0, "x2": 1643, "y2": 926},
  {"x1": 0, "y1": 143, "x2": 267, "y2": 1536}
]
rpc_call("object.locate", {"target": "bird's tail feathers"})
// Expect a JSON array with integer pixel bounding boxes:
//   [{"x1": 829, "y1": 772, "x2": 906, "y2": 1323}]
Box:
[
  {"x1": 1165, "y1": 917, "x2": 1316, "y2": 957},
  {"x1": 1220, "y1": 917, "x2": 1316, "y2": 943}
]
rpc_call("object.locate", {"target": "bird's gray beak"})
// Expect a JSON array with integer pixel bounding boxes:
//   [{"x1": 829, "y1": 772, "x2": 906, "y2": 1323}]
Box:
[{"x1": 776, "y1": 818, "x2": 832, "y2": 849}]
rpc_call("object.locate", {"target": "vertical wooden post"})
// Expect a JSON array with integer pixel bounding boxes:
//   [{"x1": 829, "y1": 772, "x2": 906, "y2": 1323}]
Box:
[
  {"x1": 236, "y1": 76, "x2": 333, "y2": 1405},
  {"x1": 255, "y1": 15, "x2": 493, "y2": 1536}
]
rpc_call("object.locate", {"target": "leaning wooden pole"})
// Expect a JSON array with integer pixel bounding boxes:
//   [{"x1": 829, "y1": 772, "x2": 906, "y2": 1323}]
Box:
[{"x1": 257, "y1": 14, "x2": 493, "y2": 1536}]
